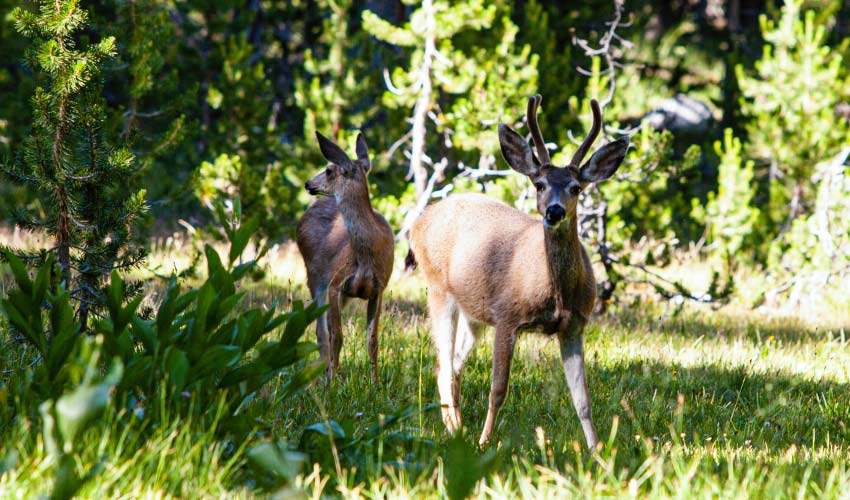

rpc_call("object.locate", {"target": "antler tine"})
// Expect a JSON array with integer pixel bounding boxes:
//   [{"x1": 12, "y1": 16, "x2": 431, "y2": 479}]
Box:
[
  {"x1": 571, "y1": 99, "x2": 602, "y2": 166},
  {"x1": 526, "y1": 94, "x2": 551, "y2": 165}
]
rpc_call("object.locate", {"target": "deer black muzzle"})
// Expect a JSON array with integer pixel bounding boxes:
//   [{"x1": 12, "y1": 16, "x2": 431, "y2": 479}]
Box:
[{"x1": 544, "y1": 205, "x2": 566, "y2": 226}]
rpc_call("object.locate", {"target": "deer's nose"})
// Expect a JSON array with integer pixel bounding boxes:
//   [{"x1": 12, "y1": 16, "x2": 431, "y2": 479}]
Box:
[{"x1": 544, "y1": 205, "x2": 566, "y2": 226}]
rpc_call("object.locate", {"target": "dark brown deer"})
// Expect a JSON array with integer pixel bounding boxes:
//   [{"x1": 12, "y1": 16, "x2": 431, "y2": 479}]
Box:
[
  {"x1": 297, "y1": 132, "x2": 394, "y2": 383},
  {"x1": 409, "y1": 95, "x2": 628, "y2": 448}
]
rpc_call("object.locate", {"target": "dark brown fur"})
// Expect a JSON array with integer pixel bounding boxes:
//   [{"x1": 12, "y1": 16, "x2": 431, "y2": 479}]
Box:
[{"x1": 296, "y1": 133, "x2": 394, "y2": 383}]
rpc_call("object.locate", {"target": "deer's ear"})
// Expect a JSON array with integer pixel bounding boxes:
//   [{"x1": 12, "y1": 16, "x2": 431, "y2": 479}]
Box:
[
  {"x1": 579, "y1": 137, "x2": 629, "y2": 184},
  {"x1": 355, "y1": 133, "x2": 369, "y2": 161},
  {"x1": 316, "y1": 131, "x2": 352, "y2": 171},
  {"x1": 355, "y1": 132, "x2": 371, "y2": 173},
  {"x1": 498, "y1": 124, "x2": 539, "y2": 177}
]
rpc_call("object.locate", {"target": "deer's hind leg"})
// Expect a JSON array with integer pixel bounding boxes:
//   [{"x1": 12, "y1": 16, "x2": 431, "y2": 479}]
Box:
[
  {"x1": 427, "y1": 287, "x2": 460, "y2": 433},
  {"x1": 450, "y1": 310, "x2": 480, "y2": 429}
]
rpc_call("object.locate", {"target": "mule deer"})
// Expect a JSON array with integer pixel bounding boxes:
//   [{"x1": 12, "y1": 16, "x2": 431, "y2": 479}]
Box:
[
  {"x1": 409, "y1": 95, "x2": 628, "y2": 448},
  {"x1": 297, "y1": 132, "x2": 394, "y2": 383}
]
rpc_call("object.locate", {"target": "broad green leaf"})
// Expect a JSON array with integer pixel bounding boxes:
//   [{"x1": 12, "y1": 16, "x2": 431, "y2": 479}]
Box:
[
  {"x1": 303, "y1": 420, "x2": 346, "y2": 439},
  {"x1": 4, "y1": 250, "x2": 33, "y2": 296},
  {"x1": 246, "y1": 440, "x2": 306, "y2": 487},
  {"x1": 190, "y1": 345, "x2": 241, "y2": 382},
  {"x1": 49, "y1": 454, "x2": 81, "y2": 500},
  {"x1": 55, "y1": 384, "x2": 110, "y2": 445},
  {"x1": 163, "y1": 347, "x2": 189, "y2": 390},
  {"x1": 442, "y1": 434, "x2": 501, "y2": 500},
  {"x1": 229, "y1": 214, "x2": 260, "y2": 266}
]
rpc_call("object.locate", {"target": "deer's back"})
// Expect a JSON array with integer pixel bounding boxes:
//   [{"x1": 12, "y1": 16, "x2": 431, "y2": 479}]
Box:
[
  {"x1": 297, "y1": 198, "x2": 352, "y2": 291},
  {"x1": 411, "y1": 193, "x2": 555, "y2": 326},
  {"x1": 296, "y1": 197, "x2": 394, "y2": 296}
]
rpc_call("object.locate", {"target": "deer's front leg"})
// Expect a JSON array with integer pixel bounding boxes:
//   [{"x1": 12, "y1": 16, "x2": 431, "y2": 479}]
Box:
[
  {"x1": 327, "y1": 286, "x2": 344, "y2": 377},
  {"x1": 559, "y1": 319, "x2": 599, "y2": 450},
  {"x1": 479, "y1": 325, "x2": 517, "y2": 446},
  {"x1": 313, "y1": 285, "x2": 331, "y2": 372},
  {"x1": 366, "y1": 294, "x2": 382, "y2": 385}
]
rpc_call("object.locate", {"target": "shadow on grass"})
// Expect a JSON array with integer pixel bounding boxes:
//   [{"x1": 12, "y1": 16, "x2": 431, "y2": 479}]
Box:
[
  {"x1": 603, "y1": 306, "x2": 850, "y2": 344},
  {"x1": 275, "y1": 307, "x2": 850, "y2": 484}
]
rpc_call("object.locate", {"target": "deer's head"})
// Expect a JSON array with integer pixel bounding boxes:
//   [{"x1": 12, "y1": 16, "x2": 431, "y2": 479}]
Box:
[
  {"x1": 498, "y1": 95, "x2": 629, "y2": 228},
  {"x1": 307, "y1": 132, "x2": 372, "y2": 201}
]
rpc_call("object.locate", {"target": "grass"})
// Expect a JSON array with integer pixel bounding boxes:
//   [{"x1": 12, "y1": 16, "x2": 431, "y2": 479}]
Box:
[{"x1": 2, "y1": 237, "x2": 850, "y2": 498}]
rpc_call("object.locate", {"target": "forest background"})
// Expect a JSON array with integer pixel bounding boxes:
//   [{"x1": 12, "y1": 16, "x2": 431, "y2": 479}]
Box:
[{"x1": 1, "y1": 0, "x2": 850, "y2": 498}]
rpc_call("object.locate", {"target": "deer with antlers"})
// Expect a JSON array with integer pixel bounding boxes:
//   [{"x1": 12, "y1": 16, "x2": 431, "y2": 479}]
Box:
[
  {"x1": 408, "y1": 95, "x2": 628, "y2": 448},
  {"x1": 297, "y1": 132, "x2": 394, "y2": 383}
]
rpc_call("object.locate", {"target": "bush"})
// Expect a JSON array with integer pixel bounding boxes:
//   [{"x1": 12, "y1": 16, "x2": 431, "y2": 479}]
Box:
[
  {"x1": 767, "y1": 149, "x2": 850, "y2": 307},
  {"x1": 0, "y1": 201, "x2": 324, "y2": 498},
  {"x1": 692, "y1": 128, "x2": 759, "y2": 262},
  {"x1": 736, "y1": 0, "x2": 850, "y2": 230}
]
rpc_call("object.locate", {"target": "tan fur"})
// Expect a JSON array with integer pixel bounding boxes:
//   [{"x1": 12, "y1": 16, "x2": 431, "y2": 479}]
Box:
[
  {"x1": 412, "y1": 193, "x2": 595, "y2": 329},
  {"x1": 409, "y1": 96, "x2": 628, "y2": 448},
  {"x1": 296, "y1": 133, "x2": 394, "y2": 383}
]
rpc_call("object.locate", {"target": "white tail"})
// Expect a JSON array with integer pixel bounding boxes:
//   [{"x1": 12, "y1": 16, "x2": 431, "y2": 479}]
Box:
[
  {"x1": 409, "y1": 95, "x2": 629, "y2": 447},
  {"x1": 296, "y1": 132, "x2": 394, "y2": 383}
]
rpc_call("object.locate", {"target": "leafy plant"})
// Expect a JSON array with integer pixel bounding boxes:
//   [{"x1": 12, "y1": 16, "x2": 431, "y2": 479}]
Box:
[
  {"x1": 0, "y1": 251, "x2": 122, "y2": 500},
  {"x1": 767, "y1": 149, "x2": 850, "y2": 306},
  {"x1": 1, "y1": 197, "x2": 325, "y2": 498},
  {"x1": 692, "y1": 128, "x2": 760, "y2": 262},
  {"x1": 441, "y1": 434, "x2": 501, "y2": 500},
  {"x1": 736, "y1": 0, "x2": 850, "y2": 229},
  {"x1": 246, "y1": 439, "x2": 308, "y2": 493},
  {"x1": 39, "y1": 339, "x2": 123, "y2": 500},
  {"x1": 1, "y1": 253, "x2": 80, "y2": 403},
  {"x1": 300, "y1": 403, "x2": 438, "y2": 481},
  {"x1": 94, "y1": 201, "x2": 324, "y2": 433}
]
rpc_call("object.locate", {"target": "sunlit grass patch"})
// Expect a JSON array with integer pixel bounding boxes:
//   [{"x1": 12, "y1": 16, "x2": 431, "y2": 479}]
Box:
[{"x1": 2, "y1": 236, "x2": 850, "y2": 498}]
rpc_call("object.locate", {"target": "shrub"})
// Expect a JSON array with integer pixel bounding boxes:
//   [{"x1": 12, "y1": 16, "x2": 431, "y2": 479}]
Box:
[
  {"x1": 692, "y1": 128, "x2": 759, "y2": 262},
  {"x1": 736, "y1": 0, "x2": 850, "y2": 230},
  {"x1": 1, "y1": 200, "x2": 324, "y2": 498}
]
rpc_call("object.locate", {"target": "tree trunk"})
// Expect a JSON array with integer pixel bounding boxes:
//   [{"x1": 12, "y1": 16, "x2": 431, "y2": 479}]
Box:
[{"x1": 408, "y1": 0, "x2": 435, "y2": 198}]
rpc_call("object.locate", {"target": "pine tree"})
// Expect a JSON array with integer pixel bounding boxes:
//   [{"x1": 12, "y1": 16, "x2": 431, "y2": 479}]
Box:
[
  {"x1": 694, "y1": 129, "x2": 759, "y2": 261},
  {"x1": 3, "y1": 0, "x2": 146, "y2": 331},
  {"x1": 113, "y1": 0, "x2": 188, "y2": 189},
  {"x1": 296, "y1": 0, "x2": 379, "y2": 144},
  {"x1": 736, "y1": 0, "x2": 849, "y2": 229}
]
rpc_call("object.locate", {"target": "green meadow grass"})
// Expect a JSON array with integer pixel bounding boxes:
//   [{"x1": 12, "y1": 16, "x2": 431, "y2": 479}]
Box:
[{"x1": 2, "y1": 244, "x2": 850, "y2": 498}]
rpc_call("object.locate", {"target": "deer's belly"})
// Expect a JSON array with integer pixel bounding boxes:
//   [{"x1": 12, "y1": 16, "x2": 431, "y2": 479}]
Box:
[{"x1": 450, "y1": 293, "x2": 565, "y2": 335}]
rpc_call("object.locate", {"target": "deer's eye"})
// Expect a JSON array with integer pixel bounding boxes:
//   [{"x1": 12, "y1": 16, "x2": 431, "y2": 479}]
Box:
[
  {"x1": 534, "y1": 182, "x2": 545, "y2": 191},
  {"x1": 570, "y1": 185, "x2": 581, "y2": 196}
]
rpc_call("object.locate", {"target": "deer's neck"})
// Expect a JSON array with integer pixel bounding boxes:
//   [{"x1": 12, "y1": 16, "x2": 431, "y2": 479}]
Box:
[{"x1": 543, "y1": 215, "x2": 586, "y2": 319}]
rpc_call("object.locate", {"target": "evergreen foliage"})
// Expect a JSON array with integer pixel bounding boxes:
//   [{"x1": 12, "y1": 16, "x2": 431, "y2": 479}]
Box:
[
  {"x1": 767, "y1": 148, "x2": 850, "y2": 306},
  {"x1": 693, "y1": 128, "x2": 759, "y2": 261},
  {"x1": 736, "y1": 0, "x2": 850, "y2": 229},
  {"x1": 111, "y1": 0, "x2": 188, "y2": 198},
  {"x1": 2, "y1": 0, "x2": 147, "y2": 329},
  {"x1": 363, "y1": 0, "x2": 537, "y2": 196}
]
